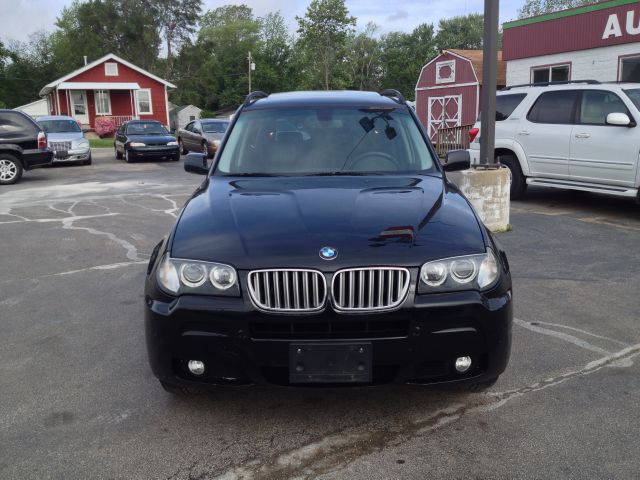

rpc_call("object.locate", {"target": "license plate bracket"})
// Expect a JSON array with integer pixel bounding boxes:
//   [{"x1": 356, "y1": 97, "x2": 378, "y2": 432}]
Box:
[{"x1": 289, "y1": 342, "x2": 372, "y2": 384}]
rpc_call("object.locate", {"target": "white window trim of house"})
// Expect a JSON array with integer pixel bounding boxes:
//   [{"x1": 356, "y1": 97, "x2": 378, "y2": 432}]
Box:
[
  {"x1": 435, "y1": 60, "x2": 456, "y2": 84},
  {"x1": 105, "y1": 62, "x2": 119, "y2": 76},
  {"x1": 530, "y1": 63, "x2": 571, "y2": 84},
  {"x1": 135, "y1": 89, "x2": 153, "y2": 115},
  {"x1": 94, "y1": 90, "x2": 112, "y2": 115},
  {"x1": 618, "y1": 54, "x2": 640, "y2": 81}
]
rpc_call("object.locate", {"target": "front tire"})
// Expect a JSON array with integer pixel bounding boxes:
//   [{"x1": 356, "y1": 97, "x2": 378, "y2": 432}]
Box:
[
  {"x1": 179, "y1": 139, "x2": 188, "y2": 155},
  {"x1": 83, "y1": 154, "x2": 92, "y2": 166},
  {"x1": 0, "y1": 154, "x2": 23, "y2": 185},
  {"x1": 115, "y1": 146, "x2": 123, "y2": 160},
  {"x1": 172, "y1": 153, "x2": 180, "y2": 162},
  {"x1": 124, "y1": 149, "x2": 133, "y2": 163},
  {"x1": 499, "y1": 154, "x2": 526, "y2": 200},
  {"x1": 202, "y1": 141, "x2": 210, "y2": 159}
]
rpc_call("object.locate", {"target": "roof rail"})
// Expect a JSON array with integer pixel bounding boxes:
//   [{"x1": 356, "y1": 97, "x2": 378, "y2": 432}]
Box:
[
  {"x1": 243, "y1": 91, "x2": 269, "y2": 107},
  {"x1": 502, "y1": 79, "x2": 600, "y2": 91},
  {"x1": 379, "y1": 89, "x2": 406, "y2": 105}
]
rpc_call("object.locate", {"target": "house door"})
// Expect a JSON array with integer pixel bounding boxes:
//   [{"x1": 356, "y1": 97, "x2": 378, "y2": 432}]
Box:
[
  {"x1": 427, "y1": 95, "x2": 461, "y2": 140},
  {"x1": 69, "y1": 90, "x2": 89, "y2": 125}
]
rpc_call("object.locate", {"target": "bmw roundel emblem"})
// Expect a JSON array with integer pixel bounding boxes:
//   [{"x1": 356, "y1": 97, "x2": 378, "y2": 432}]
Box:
[{"x1": 319, "y1": 246, "x2": 338, "y2": 260}]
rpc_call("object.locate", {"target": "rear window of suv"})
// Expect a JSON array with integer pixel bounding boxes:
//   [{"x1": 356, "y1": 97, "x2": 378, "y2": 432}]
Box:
[
  {"x1": 0, "y1": 112, "x2": 37, "y2": 135},
  {"x1": 495, "y1": 93, "x2": 526, "y2": 120},
  {"x1": 527, "y1": 90, "x2": 580, "y2": 124}
]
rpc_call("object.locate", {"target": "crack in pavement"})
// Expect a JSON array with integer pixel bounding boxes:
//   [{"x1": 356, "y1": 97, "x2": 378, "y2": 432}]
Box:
[{"x1": 214, "y1": 342, "x2": 640, "y2": 480}]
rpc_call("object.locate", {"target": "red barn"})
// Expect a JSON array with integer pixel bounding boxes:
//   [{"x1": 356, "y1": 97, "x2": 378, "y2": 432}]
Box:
[
  {"x1": 39, "y1": 53, "x2": 176, "y2": 130},
  {"x1": 415, "y1": 49, "x2": 506, "y2": 140}
]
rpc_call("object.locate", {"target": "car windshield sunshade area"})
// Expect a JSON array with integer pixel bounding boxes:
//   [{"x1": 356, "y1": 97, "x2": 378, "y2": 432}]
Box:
[
  {"x1": 127, "y1": 123, "x2": 168, "y2": 135},
  {"x1": 215, "y1": 107, "x2": 436, "y2": 176},
  {"x1": 623, "y1": 88, "x2": 640, "y2": 111},
  {"x1": 39, "y1": 120, "x2": 81, "y2": 133},
  {"x1": 203, "y1": 122, "x2": 229, "y2": 133}
]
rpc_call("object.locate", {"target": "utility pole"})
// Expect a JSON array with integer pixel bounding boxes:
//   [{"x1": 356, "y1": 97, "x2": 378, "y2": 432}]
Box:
[
  {"x1": 248, "y1": 51, "x2": 256, "y2": 93},
  {"x1": 479, "y1": 0, "x2": 499, "y2": 168}
]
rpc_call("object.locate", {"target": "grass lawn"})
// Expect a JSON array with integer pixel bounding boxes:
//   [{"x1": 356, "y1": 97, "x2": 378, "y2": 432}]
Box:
[{"x1": 89, "y1": 138, "x2": 114, "y2": 148}]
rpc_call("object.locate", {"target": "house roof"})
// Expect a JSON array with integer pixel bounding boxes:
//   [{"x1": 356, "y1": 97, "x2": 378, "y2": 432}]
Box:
[
  {"x1": 57, "y1": 82, "x2": 141, "y2": 90},
  {"x1": 447, "y1": 49, "x2": 507, "y2": 86},
  {"x1": 170, "y1": 104, "x2": 202, "y2": 114},
  {"x1": 39, "y1": 53, "x2": 176, "y2": 96}
]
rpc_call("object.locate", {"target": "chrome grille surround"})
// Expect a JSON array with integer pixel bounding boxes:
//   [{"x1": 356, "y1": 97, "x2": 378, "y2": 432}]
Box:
[
  {"x1": 331, "y1": 267, "x2": 411, "y2": 312},
  {"x1": 248, "y1": 269, "x2": 327, "y2": 313},
  {"x1": 49, "y1": 141, "x2": 72, "y2": 151}
]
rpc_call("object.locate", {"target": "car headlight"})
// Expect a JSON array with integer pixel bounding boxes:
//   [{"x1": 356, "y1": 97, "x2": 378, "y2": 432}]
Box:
[
  {"x1": 129, "y1": 142, "x2": 145, "y2": 147},
  {"x1": 419, "y1": 250, "x2": 499, "y2": 293},
  {"x1": 73, "y1": 139, "x2": 90, "y2": 149},
  {"x1": 166, "y1": 141, "x2": 178, "y2": 146},
  {"x1": 156, "y1": 255, "x2": 239, "y2": 296}
]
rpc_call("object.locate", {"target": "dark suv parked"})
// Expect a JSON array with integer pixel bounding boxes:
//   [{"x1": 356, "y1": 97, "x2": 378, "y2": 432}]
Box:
[{"x1": 0, "y1": 110, "x2": 53, "y2": 184}]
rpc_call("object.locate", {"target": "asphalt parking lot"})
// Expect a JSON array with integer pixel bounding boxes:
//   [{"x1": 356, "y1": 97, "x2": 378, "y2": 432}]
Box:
[{"x1": 1, "y1": 148, "x2": 639, "y2": 480}]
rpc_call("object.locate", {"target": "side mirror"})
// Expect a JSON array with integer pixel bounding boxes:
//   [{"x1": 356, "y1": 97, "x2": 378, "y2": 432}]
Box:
[
  {"x1": 606, "y1": 112, "x2": 633, "y2": 127},
  {"x1": 184, "y1": 153, "x2": 209, "y2": 175},
  {"x1": 443, "y1": 150, "x2": 471, "y2": 172}
]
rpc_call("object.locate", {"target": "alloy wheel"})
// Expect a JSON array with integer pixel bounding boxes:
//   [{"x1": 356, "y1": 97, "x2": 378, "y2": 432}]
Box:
[{"x1": 0, "y1": 159, "x2": 18, "y2": 181}]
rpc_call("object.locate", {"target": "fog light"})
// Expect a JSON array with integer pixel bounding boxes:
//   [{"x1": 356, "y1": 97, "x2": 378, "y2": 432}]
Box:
[
  {"x1": 455, "y1": 356, "x2": 472, "y2": 373},
  {"x1": 187, "y1": 360, "x2": 205, "y2": 376}
]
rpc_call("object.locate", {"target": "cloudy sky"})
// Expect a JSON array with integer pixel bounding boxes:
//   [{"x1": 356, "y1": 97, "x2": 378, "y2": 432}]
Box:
[{"x1": 1, "y1": 0, "x2": 522, "y2": 45}]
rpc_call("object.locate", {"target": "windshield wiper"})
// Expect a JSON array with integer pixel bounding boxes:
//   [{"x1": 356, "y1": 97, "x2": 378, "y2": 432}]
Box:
[{"x1": 304, "y1": 171, "x2": 385, "y2": 176}]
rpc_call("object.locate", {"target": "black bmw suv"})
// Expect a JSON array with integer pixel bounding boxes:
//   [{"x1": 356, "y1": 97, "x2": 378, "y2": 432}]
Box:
[
  {"x1": 144, "y1": 90, "x2": 512, "y2": 394},
  {"x1": 0, "y1": 109, "x2": 53, "y2": 185}
]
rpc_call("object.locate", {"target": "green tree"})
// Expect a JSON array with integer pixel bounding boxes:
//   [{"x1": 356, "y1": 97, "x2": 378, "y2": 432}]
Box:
[
  {"x1": 379, "y1": 23, "x2": 437, "y2": 100},
  {"x1": 345, "y1": 22, "x2": 382, "y2": 91},
  {"x1": 296, "y1": 0, "x2": 356, "y2": 90},
  {"x1": 255, "y1": 12, "x2": 296, "y2": 93},
  {"x1": 518, "y1": 0, "x2": 606, "y2": 18},
  {"x1": 435, "y1": 13, "x2": 484, "y2": 50},
  {"x1": 154, "y1": 0, "x2": 202, "y2": 79},
  {"x1": 195, "y1": 5, "x2": 260, "y2": 108},
  {"x1": 0, "y1": 32, "x2": 62, "y2": 108},
  {"x1": 52, "y1": 0, "x2": 161, "y2": 72}
]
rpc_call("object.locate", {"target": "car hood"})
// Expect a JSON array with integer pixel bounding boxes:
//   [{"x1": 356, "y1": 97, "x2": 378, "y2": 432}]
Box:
[
  {"x1": 127, "y1": 134, "x2": 175, "y2": 144},
  {"x1": 47, "y1": 132, "x2": 84, "y2": 142},
  {"x1": 171, "y1": 175, "x2": 486, "y2": 270}
]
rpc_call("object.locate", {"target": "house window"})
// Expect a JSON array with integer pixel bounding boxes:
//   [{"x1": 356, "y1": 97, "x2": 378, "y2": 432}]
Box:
[
  {"x1": 189, "y1": 115, "x2": 196, "y2": 121},
  {"x1": 619, "y1": 55, "x2": 640, "y2": 82},
  {"x1": 105, "y1": 62, "x2": 119, "y2": 76},
  {"x1": 135, "y1": 89, "x2": 153, "y2": 114},
  {"x1": 95, "y1": 90, "x2": 111, "y2": 115},
  {"x1": 531, "y1": 64, "x2": 570, "y2": 84},
  {"x1": 435, "y1": 60, "x2": 456, "y2": 84}
]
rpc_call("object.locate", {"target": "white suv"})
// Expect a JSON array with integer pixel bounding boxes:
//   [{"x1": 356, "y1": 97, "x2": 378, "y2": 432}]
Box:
[{"x1": 468, "y1": 81, "x2": 640, "y2": 201}]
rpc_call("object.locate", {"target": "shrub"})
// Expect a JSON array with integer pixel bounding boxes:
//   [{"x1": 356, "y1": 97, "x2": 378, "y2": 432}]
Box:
[{"x1": 95, "y1": 116, "x2": 116, "y2": 137}]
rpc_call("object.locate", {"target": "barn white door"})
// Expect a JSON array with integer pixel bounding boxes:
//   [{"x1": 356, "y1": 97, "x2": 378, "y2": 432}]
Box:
[{"x1": 427, "y1": 95, "x2": 461, "y2": 140}]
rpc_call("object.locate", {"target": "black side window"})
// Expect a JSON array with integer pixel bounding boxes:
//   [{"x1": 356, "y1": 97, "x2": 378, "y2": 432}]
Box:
[
  {"x1": 527, "y1": 90, "x2": 580, "y2": 124},
  {"x1": 185, "y1": 122, "x2": 193, "y2": 132},
  {"x1": 0, "y1": 112, "x2": 37, "y2": 134},
  {"x1": 579, "y1": 90, "x2": 631, "y2": 125},
  {"x1": 496, "y1": 94, "x2": 527, "y2": 121}
]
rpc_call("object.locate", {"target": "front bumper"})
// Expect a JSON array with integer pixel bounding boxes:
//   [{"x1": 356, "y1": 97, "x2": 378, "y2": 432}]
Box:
[
  {"x1": 129, "y1": 145, "x2": 179, "y2": 158},
  {"x1": 145, "y1": 276, "x2": 512, "y2": 389},
  {"x1": 52, "y1": 147, "x2": 91, "y2": 163}
]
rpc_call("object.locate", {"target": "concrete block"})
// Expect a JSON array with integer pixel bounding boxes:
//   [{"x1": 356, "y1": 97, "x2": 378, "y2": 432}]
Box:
[{"x1": 448, "y1": 167, "x2": 511, "y2": 232}]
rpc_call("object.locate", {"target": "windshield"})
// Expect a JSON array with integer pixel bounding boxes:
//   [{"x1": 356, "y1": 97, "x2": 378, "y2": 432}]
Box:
[
  {"x1": 203, "y1": 121, "x2": 229, "y2": 133},
  {"x1": 39, "y1": 119, "x2": 81, "y2": 134},
  {"x1": 126, "y1": 122, "x2": 168, "y2": 135},
  {"x1": 215, "y1": 107, "x2": 436, "y2": 176},
  {"x1": 623, "y1": 88, "x2": 640, "y2": 111}
]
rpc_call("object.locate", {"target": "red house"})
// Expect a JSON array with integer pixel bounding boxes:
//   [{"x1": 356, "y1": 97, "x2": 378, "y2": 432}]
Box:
[
  {"x1": 415, "y1": 49, "x2": 506, "y2": 140},
  {"x1": 39, "y1": 53, "x2": 176, "y2": 130}
]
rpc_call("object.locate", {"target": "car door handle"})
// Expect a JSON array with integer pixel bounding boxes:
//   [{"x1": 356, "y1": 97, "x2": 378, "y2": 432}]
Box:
[
  {"x1": 574, "y1": 133, "x2": 590, "y2": 138},
  {"x1": 518, "y1": 130, "x2": 530, "y2": 136}
]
